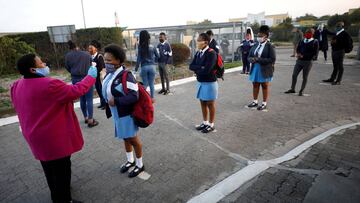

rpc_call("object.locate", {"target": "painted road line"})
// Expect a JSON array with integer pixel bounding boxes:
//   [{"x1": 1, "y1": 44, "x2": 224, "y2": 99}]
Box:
[
  {"x1": 187, "y1": 122, "x2": 360, "y2": 203},
  {"x1": 0, "y1": 66, "x2": 242, "y2": 127}
]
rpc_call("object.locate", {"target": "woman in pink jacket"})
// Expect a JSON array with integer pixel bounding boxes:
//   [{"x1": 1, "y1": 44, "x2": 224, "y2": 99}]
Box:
[{"x1": 11, "y1": 54, "x2": 97, "y2": 203}]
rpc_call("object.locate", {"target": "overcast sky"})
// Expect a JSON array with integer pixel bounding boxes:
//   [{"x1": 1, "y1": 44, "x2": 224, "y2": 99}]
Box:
[{"x1": 0, "y1": 0, "x2": 359, "y2": 32}]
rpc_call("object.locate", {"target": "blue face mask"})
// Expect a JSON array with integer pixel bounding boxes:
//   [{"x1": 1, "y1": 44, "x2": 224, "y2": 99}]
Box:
[
  {"x1": 105, "y1": 63, "x2": 116, "y2": 73},
  {"x1": 35, "y1": 66, "x2": 50, "y2": 76},
  {"x1": 336, "y1": 27, "x2": 343, "y2": 32}
]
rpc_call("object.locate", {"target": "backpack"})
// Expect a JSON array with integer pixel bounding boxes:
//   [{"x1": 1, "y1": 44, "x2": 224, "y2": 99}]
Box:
[
  {"x1": 208, "y1": 48, "x2": 225, "y2": 80},
  {"x1": 344, "y1": 34, "x2": 353, "y2": 53},
  {"x1": 121, "y1": 71, "x2": 154, "y2": 128}
]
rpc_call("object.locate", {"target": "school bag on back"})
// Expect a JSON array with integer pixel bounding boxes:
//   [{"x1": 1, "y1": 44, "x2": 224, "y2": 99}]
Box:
[
  {"x1": 121, "y1": 71, "x2": 154, "y2": 128},
  {"x1": 208, "y1": 48, "x2": 225, "y2": 80}
]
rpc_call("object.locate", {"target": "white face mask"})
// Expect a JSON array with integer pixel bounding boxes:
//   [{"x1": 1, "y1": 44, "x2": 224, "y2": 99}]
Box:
[
  {"x1": 35, "y1": 66, "x2": 50, "y2": 76},
  {"x1": 257, "y1": 37, "x2": 266, "y2": 43}
]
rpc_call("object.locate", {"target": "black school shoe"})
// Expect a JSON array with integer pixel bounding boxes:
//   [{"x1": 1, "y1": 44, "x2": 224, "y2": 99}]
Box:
[
  {"x1": 163, "y1": 90, "x2": 170, "y2": 95},
  {"x1": 322, "y1": 79, "x2": 334, "y2": 83},
  {"x1": 158, "y1": 89, "x2": 165, "y2": 94},
  {"x1": 332, "y1": 81, "x2": 341, "y2": 85},
  {"x1": 257, "y1": 104, "x2": 267, "y2": 111},
  {"x1": 128, "y1": 166, "x2": 145, "y2": 178},
  {"x1": 284, "y1": 89, "x2": 295, "y2": 94},
  {"x1": 195, "y1": 123, "x2": 208, "y2": 131},
  {"x1": 201, "y1": 125, "x2": 216, "y2": 133},
  {"x1": 247, "y1": 101, "x2": 258, "y2": 108},
  {"x1": 120, "y1": 161, "x2": 135, "y2": 173},
  {"x1": 70, "y1": 200, "x2": 83, "y2": 203}
]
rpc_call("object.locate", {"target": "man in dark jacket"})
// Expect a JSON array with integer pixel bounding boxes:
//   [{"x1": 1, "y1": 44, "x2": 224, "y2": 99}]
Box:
[
  {"x1": 157, "y1": 32, "x2": 173, "y2": 95},
  {"x1": 285, "y1": 29, "x2": 319, "y2": 96},
  {"x1": 89, "y1": 40, "x2": 106, "y2": 109},
  {"x1": 323, "y1": 22, "x2": 353, "y2": 85},
  {"x1": 65, "y1": 40, "x2": 99, "y2": 127}
]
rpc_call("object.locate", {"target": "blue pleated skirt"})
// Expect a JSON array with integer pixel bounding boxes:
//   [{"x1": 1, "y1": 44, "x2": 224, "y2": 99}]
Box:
[{"x1": 196, "y1": 81, "x2": 218, "y2": 101}]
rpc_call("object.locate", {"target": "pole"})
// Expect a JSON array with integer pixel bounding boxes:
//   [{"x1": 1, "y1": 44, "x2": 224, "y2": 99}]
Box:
[
  {"x1": 81, "y1": 0, "x2": 86, "y2": 29},
  {"x1": 232, "y1": 22, "x2": 235, "y2": 62}
]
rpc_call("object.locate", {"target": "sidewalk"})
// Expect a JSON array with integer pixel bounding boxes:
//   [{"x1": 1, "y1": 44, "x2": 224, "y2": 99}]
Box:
[{"x1": 1, "y1": 48, "x2": 360, "y2": 203}]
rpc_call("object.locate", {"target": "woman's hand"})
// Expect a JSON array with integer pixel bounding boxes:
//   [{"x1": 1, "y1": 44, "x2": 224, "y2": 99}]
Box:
[{"x1": 109, "y1": 97, "x2": 115, "y2": 106}]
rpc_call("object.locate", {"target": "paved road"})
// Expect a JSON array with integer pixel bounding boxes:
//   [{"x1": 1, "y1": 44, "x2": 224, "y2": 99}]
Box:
[{"x1": 1, "y1": 48, "x2": 360, "y2": 202}]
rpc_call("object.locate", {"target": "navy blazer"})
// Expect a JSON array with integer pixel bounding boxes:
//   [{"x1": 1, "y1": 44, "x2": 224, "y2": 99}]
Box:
[
  {"x1": 189, "y1": 48, "x2": 217, "y2": 82},
  {"x1": 104, "y1": 69, "x2": 139, "y2": 118},
  {"x1": 248, "y1": 41, "x2": 276, "y2": 78},
  {"x1": 209, "y1": 39, "x2": 220, "y2": 54}
]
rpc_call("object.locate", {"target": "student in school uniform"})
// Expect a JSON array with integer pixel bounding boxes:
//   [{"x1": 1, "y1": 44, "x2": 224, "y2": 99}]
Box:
[
  {"x1": 88, "y1": 40, "x2": 106, "y2": 109},
  {"x1": 247, "y1": 25, "x2": 276, "y2": 111},
  {"x1": 285, "y1": 29, "x2": 319, "y2": 96},
  {"x1": 240, "y1": 27, "x2": 255, "y2": 74},
  {"x1": 189, "y1": 33, "x2": 218, "y2": 133},
  {"x1": 102, "y1": 44, "x2": 145, "y2": 178},
  {"x1": 206, "y1": 30, "x2": 220, "y2": 54}
]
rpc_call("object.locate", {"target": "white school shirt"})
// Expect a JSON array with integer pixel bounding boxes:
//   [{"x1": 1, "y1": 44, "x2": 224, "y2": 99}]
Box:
[{"x1": 254, "y1": 40, "x2": 268, "y2": 57}]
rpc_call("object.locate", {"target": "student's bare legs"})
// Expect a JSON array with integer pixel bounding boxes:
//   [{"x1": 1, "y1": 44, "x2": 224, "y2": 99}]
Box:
[
  {"x1": 200, "y1": 100, "x2": 208, "y2": 121},
  {"x1": 207, "y1": 101, "x2": 216, "y2": 124},
  {"x1": 253, "y1": 82, "x2": 261, "y2": 100}
]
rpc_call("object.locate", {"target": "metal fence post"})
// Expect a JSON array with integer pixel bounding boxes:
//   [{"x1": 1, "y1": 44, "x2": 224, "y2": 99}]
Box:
[{"x1": 232, "y1": 22, "x2": 235, "y2": 62}]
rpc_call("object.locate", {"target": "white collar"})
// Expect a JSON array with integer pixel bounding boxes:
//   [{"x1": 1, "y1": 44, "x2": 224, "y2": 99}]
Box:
[
  {"x1": 160, "y1": 41, "x2": 167, "y2": 45},
  {"x1": 210, "y1": 38, "x2": 214, "y2": 43},
  {"x1": 113, "y1": 66, "x2": 124, "y2": 76},
  {"x1": 336, "y1": 29, "x2": 344, "y2": 35},
  {"x1": 304, "y1": 38, "x2": 314, "y2": 43},
  {"x1": 201, "y1": 46, "x2": 209, "y2": 53},
  {"x1": 92, "y1": 52, "x2": 98, "y2": 58}
]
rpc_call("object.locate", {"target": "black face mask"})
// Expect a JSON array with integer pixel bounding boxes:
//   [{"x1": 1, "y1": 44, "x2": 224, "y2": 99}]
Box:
[{"x1": 159, "y1": 39, "x2": 165, "y2": 43}]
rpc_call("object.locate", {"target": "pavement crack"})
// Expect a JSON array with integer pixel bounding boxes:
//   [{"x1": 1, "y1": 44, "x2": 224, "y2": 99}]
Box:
[{"x1": 158, "y1": 111, "x2": 249, "y2": 164}]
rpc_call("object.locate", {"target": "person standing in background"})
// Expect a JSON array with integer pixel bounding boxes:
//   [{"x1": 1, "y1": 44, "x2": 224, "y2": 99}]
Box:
[
  {"x1": 157, "y1": 32, "x2": 173, "y2": 95},
  {"x1": 65, "y1": 40, "x2": 99, "y2": 127},
  {"x1": 89, "y1": 40, "x2": 106, "y2": 109}
]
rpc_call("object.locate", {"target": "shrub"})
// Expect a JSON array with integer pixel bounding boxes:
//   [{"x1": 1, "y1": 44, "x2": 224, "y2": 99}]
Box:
[
  {"x1": 171, "y1": 43, "x2": 190, "y2": 66},
  {"x1": 0, "y1": 37, "x2": 35, "y2": 75}
]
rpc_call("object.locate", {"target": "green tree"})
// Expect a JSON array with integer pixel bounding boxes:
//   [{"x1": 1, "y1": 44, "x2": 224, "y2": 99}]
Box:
[
  {"x1": 0, "y1": 37, "x2": 35, "y2": 75},
  {"x1": 296, "y1": 13, "x2": 318, "y2": 21}
]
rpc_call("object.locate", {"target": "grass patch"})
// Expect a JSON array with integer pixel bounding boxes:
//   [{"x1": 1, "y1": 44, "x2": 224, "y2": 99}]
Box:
[
  {"x1": 0, "y1": 86, "x2": 7, "y2": 93},
  {"x1": 224, "y1": 61, "x2": 242, "y2": 69}
]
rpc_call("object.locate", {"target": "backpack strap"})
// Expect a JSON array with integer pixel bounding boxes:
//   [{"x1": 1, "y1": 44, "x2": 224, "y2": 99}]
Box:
[{"x1": 121, "y1": 70, "x2": 129, "y2": 95}]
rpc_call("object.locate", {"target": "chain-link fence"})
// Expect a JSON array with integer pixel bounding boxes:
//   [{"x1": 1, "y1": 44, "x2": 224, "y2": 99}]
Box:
[{"x1": 123, "y1": 22, "x2": 245, "y2": 66}]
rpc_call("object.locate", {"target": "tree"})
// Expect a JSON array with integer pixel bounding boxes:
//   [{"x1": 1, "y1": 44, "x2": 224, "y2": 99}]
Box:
[
  {"x1": 198, "y1": 19, "x2": 213, "y2": 25},
  {"x1": 296, "y1": 13, "x2": 318, "y2": 21},
  {"x1": 327, "y1": 13, "x2": 351, "y2": 28},
  {"x1": 0, "y1": 37, "x2": 35, "y2": 75}
]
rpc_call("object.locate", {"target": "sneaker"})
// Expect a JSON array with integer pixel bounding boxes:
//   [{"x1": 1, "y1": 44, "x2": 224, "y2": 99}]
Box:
[
  {"x1": 120, "y1": 161, "x2": 135, "y2": 173},
  {"x1": 332, "y1": 81, "x2": 341, "y2": 85},
  {"x1": 128, "y1": 166, "x2": 145, "y2": 178},
  {"x1": 247, "y1": 101, "x2": 258, "y2": 108},
  {"x1": 284, "y1": 89, "x2": 296, "y2": 94},
  {"x1": 163, "y1": 90, "x2": 170, "y2": 95},
  {"x1": 97, "y1": 105, "x2": 105, "y2": 109},
  {"x1": 322, "y1": 79, "x2": 334, "y2": 83},
  {"x1": 158, "y1": 89, "x2": 165, "y2": 94},
  {"x1": 195, "y1": 123, "x2": 208, "y2": 131},
  {"x1": 298, "y1": 91, "x2": 304, "y2": 96},
  {"x1": 201, "y1": 125, "x2": 216, "y2": 133},
  {"x1": 257, "y1": 104, "x2": 267, "y2": 111}
]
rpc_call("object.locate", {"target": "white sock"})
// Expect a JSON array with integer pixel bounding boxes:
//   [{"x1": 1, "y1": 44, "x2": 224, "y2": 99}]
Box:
[
  {"x1": 126, "y1": 152, "x2": 134, "y2": 163},
  {"x1": 262, "y1": 102, "x2": 267, "y2": 106},
  {"x1": 203, "y1": 120, "x2": 209, "y2": 125},
  {"x1": 136, "y1": 157, "x2": 143, "y2": 168},
  {"x1": 209, "y1": 123, "x2": 214, "y2": 128},
  {"x1": 253, "y1": 100, "x2": 258, "y2": 104}
]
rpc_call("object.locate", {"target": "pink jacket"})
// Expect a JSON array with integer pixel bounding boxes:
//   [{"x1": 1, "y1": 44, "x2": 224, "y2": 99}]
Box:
[{"x1": 11, "y1": 76, "x2": 96, "y2": 161}]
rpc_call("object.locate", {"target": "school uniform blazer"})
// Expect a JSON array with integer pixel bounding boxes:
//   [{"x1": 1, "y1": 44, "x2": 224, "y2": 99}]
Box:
[
  {"x1": 104, "y1": 68, "x2": 139, "y2": 118},
  {"x1": 189, "y1": 48, "x2": 217, "y2": 82},
  {"x1": 248, "y1": 42, "x2": 276, "y2": 78}
]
